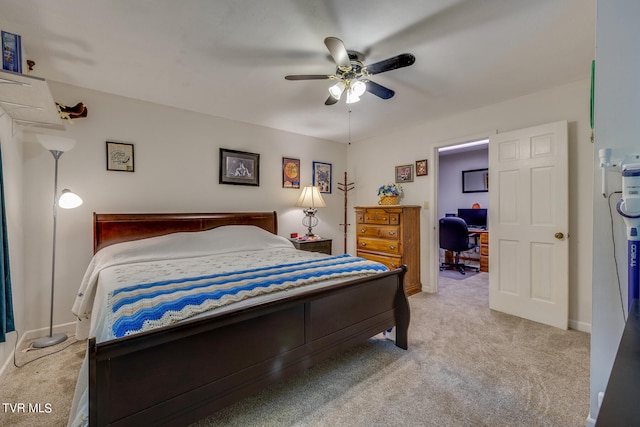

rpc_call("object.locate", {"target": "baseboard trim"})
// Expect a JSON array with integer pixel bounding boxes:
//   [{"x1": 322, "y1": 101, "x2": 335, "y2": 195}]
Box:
[
  {"x1": 569, "y1": 319, "x2": 592, "y2": 333},
  {"x1": 20, "y1": 321, "x2": 76, "y2": 342},
  {"x1": 0, "y1": 332, "x2": 18, "y2": 381}
]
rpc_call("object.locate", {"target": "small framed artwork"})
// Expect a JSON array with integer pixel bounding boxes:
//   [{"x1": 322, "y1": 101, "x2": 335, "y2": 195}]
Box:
[
  {"x1": 416, "y1": 159, "x2": 428, "y2": 176},
  {"x1": 395, "y1": 164, "x2": 414, "y2": 183},
  {"x1": 282, "y1": 157, "x2": 300, "y2": 189},
  {"x1": 106, "y1": 141, "x2": 134, "y2": 172},
  {"x1": 219, "y1": 148, "x2": 260, "y2": 186},
  {"x1": 313, "y1": 161, "x2": 332, "y2": 193}
]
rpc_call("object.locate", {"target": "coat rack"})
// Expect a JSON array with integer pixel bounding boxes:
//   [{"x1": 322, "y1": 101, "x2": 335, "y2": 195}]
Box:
[{"x1": 336, "y1": 171, "x2": 355, "y2": 254}]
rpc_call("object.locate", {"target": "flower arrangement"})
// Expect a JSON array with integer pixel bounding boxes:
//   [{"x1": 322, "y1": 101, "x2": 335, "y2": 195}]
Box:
[{"x1": 377, "y1": 183, "x2": 403, "y2": 197}]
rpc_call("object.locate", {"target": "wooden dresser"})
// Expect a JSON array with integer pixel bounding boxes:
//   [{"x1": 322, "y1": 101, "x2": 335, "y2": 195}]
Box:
[{"x1": 355, "y1": 205, "x2": 421, "y2": 295}]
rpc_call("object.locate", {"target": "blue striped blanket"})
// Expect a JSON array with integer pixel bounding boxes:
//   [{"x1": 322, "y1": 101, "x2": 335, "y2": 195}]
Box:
[{"x1": 107, "y1": 254, "x2": 388, "y2": 338}]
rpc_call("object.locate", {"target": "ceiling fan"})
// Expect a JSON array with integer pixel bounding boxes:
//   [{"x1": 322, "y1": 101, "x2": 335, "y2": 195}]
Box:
[{"x1": 285, "y1": 37, "x2": 415, "y2": 105}]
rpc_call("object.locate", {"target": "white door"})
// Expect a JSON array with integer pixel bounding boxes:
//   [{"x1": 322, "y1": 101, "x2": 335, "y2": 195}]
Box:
[{"x1": 488, "y1": 121, "x2": 569, "y2": 329}]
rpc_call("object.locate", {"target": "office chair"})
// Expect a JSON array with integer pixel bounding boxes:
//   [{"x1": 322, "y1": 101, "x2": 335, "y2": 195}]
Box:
[{"x1": 439, "y1": 217, "x2": 479, "y2": 275}]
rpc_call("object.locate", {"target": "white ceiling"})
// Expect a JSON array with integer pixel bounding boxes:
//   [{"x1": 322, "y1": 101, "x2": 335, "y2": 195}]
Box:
[{"x1": 1, "y1": 0, "x2": 595, "y2": 143}]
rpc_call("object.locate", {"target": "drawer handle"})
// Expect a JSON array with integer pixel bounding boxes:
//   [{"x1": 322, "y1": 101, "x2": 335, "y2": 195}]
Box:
[
  {"x1": 389, "y1": 245, "x2": 396, "y2": 250},
  {"x1": 360, "y1": 242, "x2": 367, "y2": 247},
  {"x1": 361, "y1": 228, "x2": 366, "y2": 233},
  {"x1": 390, "y1": 263, "x2": 397, "y2": 268},
  {"x1": 388, "y1": 231, "x2": 396, "y2": 236}
]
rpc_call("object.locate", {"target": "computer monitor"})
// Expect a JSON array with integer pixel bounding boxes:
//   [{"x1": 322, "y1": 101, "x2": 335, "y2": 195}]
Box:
[{"x1": 457, "y1": 208, "x2": 487, "y2": 229}]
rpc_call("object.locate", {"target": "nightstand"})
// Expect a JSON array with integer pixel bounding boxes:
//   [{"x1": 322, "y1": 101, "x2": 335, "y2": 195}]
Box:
[{"x1": 289, "y1": 237, "x2": 332, "y2": 255}]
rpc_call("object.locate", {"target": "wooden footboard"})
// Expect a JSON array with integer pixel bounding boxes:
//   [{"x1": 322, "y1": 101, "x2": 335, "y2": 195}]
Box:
[{"x1": 88, "y1": 266, "x2": 409, "y2": 426}]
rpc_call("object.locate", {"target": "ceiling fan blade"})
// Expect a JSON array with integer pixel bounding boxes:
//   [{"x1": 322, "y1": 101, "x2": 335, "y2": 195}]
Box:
[
  {"x1": 366, "y1": 53, "x2": 416, "y2": 75},
  {"x1": 284, "y1": 74, "x2": 332, "y2": 80},
  {"x1": 324, "y1": 37, "x2": 351, "y2": 68},
  {"x1": 366, "y1": 81, "x2": 395, "y2": 99},
  {"x1": 325, "y1": 95, "x2": 339, "y2": 106}
]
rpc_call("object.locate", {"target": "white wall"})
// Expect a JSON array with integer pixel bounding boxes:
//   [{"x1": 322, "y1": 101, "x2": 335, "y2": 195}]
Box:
[
  {"x1": 348, "y1": 78, "x2": 593, "y2": 332},
  {"x1": 20, "y1": 82, "x2": 347, "y2": 331},
  {"x1": 0, "y1": 109, "x2": 24, "y2": 369},
  {"x1": 589, "y1": 0, "x2": 640, "y2": 423}
]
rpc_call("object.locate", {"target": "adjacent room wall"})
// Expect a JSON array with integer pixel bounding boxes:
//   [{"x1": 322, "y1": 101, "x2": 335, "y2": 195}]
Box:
[
  {"x1": 347, "y1": 78, "x2": 593, "y2": 332},
  {"x1": 438, "y1": 148, "x2": 489, "y2": 219},
  {"x1": 20, "y1": 82, "x2": 347, "y2": 332}
]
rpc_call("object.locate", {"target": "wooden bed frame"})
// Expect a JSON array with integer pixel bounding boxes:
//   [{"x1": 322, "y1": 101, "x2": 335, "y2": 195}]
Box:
[{"x1": 88, "y1": 212, "x2": 409, "y2": 426}]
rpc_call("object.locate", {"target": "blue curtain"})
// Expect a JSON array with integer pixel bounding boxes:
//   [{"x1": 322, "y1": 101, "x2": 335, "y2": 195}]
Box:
[{"x1": 0, "y1": 147, "x2": 14, "y2": 342}]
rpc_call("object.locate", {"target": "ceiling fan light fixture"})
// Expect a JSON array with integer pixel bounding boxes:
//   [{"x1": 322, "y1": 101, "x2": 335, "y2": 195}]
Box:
[
  {"x1": 328, "y1": 81, "x2": 345, "y2": 100},
  {"x1": 345, "y1": 92, "x2": 360, "y2": 104},
  {"x1": 285, "y1": 36, "x2": 414, "y2": 105},
  {"x1": 351, "y1": 80, "x2": 366, "y2": 97}
]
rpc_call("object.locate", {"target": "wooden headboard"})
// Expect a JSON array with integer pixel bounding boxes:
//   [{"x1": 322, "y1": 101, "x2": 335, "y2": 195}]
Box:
[{"x1": 93, "y1": 211, "x2": 278, "y2": 253}]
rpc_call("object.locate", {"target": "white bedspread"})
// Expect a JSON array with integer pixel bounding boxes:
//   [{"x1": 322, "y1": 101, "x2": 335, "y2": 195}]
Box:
[
  {"x1": 69, "y1": 226, "x2": 384, "y2": 426},
  {"x1": 73, "y1": 225, "x2": 299, "y2": 340}
]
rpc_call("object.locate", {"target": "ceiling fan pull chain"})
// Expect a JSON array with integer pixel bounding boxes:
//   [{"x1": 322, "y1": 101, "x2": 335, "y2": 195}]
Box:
[{"x1": 348, "y1": 106, "x2": 352, "y2": 145}]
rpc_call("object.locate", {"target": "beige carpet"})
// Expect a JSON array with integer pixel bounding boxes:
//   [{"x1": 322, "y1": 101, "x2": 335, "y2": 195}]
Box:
[
  {"x1": 0, "y1": 273, "x2": 590, "y2": 426},
  {"x1": 0, "y1": 328, "x2": 85, "y2": 427}
]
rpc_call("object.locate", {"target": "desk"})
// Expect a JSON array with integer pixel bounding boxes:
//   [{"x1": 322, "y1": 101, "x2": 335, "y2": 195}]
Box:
[
  {"x1": 471, "y1": 229, "x2": 489, "y2": 272},
  {"x1": 443, "y1": 229, "x2": 488, "y2": 272}
]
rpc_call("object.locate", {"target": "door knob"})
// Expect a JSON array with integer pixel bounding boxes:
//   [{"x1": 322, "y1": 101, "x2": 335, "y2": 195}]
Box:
[{"x1": 554, "y1": 232, "x2": 564, "y2": 240}]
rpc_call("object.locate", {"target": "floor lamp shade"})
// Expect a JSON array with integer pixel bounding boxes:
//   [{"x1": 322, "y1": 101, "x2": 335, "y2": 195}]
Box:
[
  {"x1": 58, "y1": 189, "x2": 83, "y2": 209},
  {"x1": 32, "y1": 133, "x2": 81, "y2": 349},
  {"x1": 35, "y1": 133, "x2": 77, "y2": 152}
]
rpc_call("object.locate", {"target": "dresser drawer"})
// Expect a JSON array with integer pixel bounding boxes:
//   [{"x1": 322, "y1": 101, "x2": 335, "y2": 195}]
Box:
[
  {"x1": 480, "y1": 244, "x2": 489, "y2": 256},
  {"x1": 357, "y1": 237, "x2": 401, "y2": 254},
  {"x1": 359, "y1": 209, "x2": 400, "y2": 225},
  {"x1": 357, "y1": 251, "x2": 403, "y2": 270},
  {"x1": 356, "y1": 224, "x2": 400, "y2": 240}
]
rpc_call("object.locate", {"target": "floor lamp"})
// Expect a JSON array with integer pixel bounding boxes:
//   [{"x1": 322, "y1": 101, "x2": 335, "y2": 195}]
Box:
[{"x1": 33, "y1": 133, "x2": 83, "y2": 349}]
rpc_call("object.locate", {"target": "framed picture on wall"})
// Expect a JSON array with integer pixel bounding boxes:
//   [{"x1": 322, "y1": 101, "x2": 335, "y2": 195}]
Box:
[
  {"x1": 395, "y1": 164, "x2": 414, "y2": 183},
  {"x1": 106, "y1": 141, "x2": 135, "y2": 172},
  {"x1": 416, "y1": 159, "x2": 428, "y2": 176},
  {"x1": 219, "y1": 148, "x2": 260, "y2": 186},
  {"x1": 282, "y1": 157, "x2": 300, "y2": 189},
  {"x1": 312, "y1": 161, "x2": 332, "y2": 193}
]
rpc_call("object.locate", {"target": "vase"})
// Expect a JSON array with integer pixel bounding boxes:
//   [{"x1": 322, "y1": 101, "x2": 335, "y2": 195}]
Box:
[{"x1": 378, "y1": 196, "x2": 399, "y2": 205}]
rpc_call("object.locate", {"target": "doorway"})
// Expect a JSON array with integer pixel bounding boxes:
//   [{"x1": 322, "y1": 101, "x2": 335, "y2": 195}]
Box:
[{"x1": 436, "y1": 139, "x2": 489, "y2": 287}]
